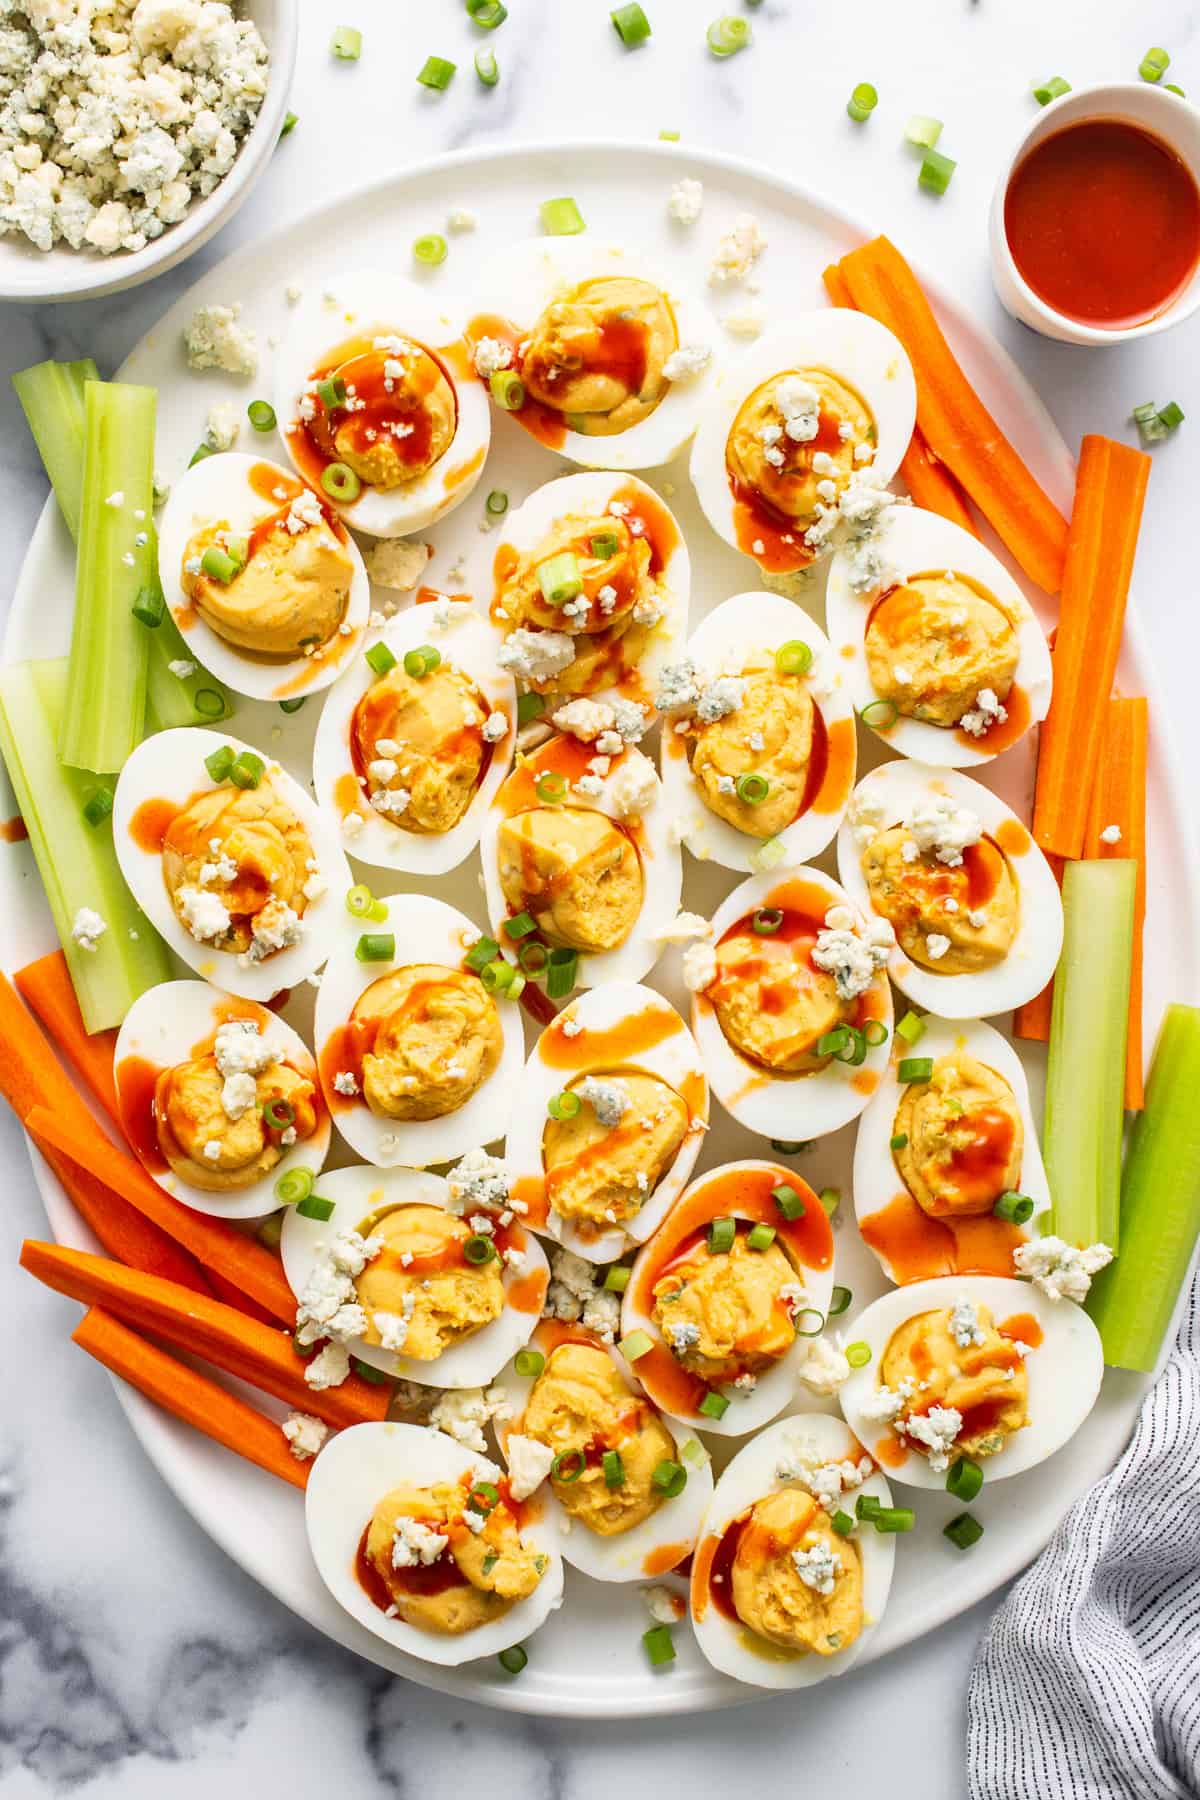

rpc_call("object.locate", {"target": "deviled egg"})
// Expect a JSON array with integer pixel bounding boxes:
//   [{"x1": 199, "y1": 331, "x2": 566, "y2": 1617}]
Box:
[
  {"x1": 490, "y1": 471, "x2": 689, "y2": 708},
  {"x1": 657, "y1": 592, "x2": 857, "y2": 870},
  {"x1": 504, "y1": 982, "x2": 708, "y2": 1263},
  {"x1": 690, "y1": 1414, "x2": 896, "y2": 1689},
  {"x1": 470, "y1": 237, "x2": 717, "y2": 468},
  {"x1": 305, "y1": 1420, "x2": 562, "y2": 1665},
  {"x1": 839, "y1": 1275, "x2": 1104, "y2": 1489},
  {"x1": 314, "y1": 599, "x2": 515, "y2": 875},
  {"x1": 689, "y1": 312, "x2": 915, "y2": 576},
  {"x1": 112, "y1": 727, "x2": 350, "y2": 999},
  {"x1": 620, "y1": 1160, "x2": 837, "y2": 1438},
  {"x1": 479, "y1": 734, "x2": 681, "y2": 995},
  {"x1": 854, "y1": 1017, "x2": 1050, "y2": 1284},
  {"x1": 281, "y1": 1164, "x2": 548, "y2": 1387},
  {"x1": 688, "y1": 866, "x2": 894, "y2": 1140},
  {"x1": 276, "y1": 273, "x2": 490, "y2": 537},
  {"x1": 314, "y1": 893, "x2": 525, "y2": 1168},
  {"x1": 113, "y1": 982, "x2": 328, "y2": 1221},
  {"x1": 825, "y1": 506, "x2": 1053, "y2": 766},
  {"x1": 491, "y1": 1320, "x2": 715, "y2": 1582},
  {"x1": 156, "y1": 453, "x2": 371, "y2": 702},
  {"x1": 837, "y1": 762, "x2": 1063, "y2": 1018}
]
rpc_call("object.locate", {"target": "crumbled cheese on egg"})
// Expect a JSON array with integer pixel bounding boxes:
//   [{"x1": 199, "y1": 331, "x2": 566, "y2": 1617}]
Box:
[
  {"x1": 506, "y1": 1433, "x2": 555, "y2": 1501},
  {"x1": 950, "y1": 1297, "x2": 987, "y2": 1348},
  {"x1": 392, "y1": 1516, "x2": 449, "y2": 1569},
  {"x1": 552, "y1": 698, "x2": 615, "y2": 742},
  {"x1": 905, "y1": 795, "x2": 983, "y2": 867},
  {"x1": 959, "y1": 687, "x2": 1010, "y2": 740},
  {"x1": 428, "y1": 1386, "x2": 512, "y2": 1454},
  {"x1": 791, "y1": 1542, "x2": 841, "y2": 1595},
  {"x1": 175, "y1": 884, "x2": 230, "y2": 942},
  {"x1": 498, "y1": 628, "x2": 576, "y2": 683},
  {"x1": 681, "y1": 941, "x2": 717, "y2": 993},
  {"x1": 473, "y1": 336, "x2": 513, "y2": 379},
  {"x1": 576, "y1": 1075, "x2": 632, "y2": 1127},
  {"x1": 606, "y1": 747, "x2": 658, "y2": 819}
]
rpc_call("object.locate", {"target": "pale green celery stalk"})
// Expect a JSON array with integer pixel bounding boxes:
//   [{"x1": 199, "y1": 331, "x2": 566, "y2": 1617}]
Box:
[
  {"x1": 60, "y1": 380, "x2": 156, "y2": 773},
  {"x1": 1088, "y1": 1004, "x2": 1200, "y2": 1371},
  {"x1": 12, "y1": 358, "x2": 100, "y2": 542},
  {"x1": 0, "y1": 658, "x2": 170, "y2": 1032},
  {"x1": 1044, "y1": 859, "x2": 1136, "y2": 1251},
  {"x1": 144, "y1": 594, "x2": 234, "y2": 732}
]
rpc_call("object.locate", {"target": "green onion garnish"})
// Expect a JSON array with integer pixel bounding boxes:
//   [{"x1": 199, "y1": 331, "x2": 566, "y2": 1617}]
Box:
[
  {"x1": 131, "y1": 585, "x2": 165, "y2": 627},
  {"x1": 899, "y1": 1056, "x2": 933, "y2": 1084},
  {"x1": 611, "y1": 2, "x2": 651, "y2": 46},
  {"x1": 200, "y1": 545, "x2": 241, "y2": 585},
  {"x1": 321, "y1": 462, "x2": 361, "y2": 502},
  {"x1": 896, "y1": 1010, "x2": 925, "y2": 1045},
  {"x1": 547, "y1": 1090, "x2": 582, "y2": 1122},
  {"x1": 847, "y1": 81, "x2": 878, "y2": 123},
  {"x1": 775, "y1": 639, "x2": 813, "y2": 676},
  {"x1": 680, "y1": 1437, "x2": 709, "y2": 1469},
  {"x1": 465, "y1": 933, "x2": 500, "y2": 971},
  {"x1": 1031, "y1": 78, "x2": 1070, "y2": 106},
  {"x1": 317, "y1": 377, "x2": 346, "y2": 409},
  {"x1": 620, "y1": 1330, "x2": 653, "y2": 1361},
  {"x1": 589, "y1": 531, "x2": 620, "y2": 559},
  {"x1": 194, "y1": 688, "x2": 226, "y2": 720},
  {"x1": 642, "y1": 1624, "x2": 676, "y2": 1666},
  {"x1": 659, "y1": 128, "x2": 680, "y2": 141},
  {"x1": 469, "y1": 1480, "x2": 500, "y2": 1513},
  {"x1": 475, "y1": 47, "x2": 499, "y2": 85},
  {"x1": 365, "y1": 640, "x2": 397, "y2": 677},
  {"x1": 651, "y1": 1458, "x2": 686, "y2": 1498},
  {"x1": 747, "y1": 1222, "x2": 776, "y2": 1252},
  {"x1": 351, "y1": 1358, "x2": 392, "y2": 1385},
  {"x1": 535, "y1": 770, "x2": 567, "y2": 804},
  {"x1": 189, "y1": 443, "x2": 215, "y2": 467},
  {"x1": 82, "y1": 786, "x2": 114, "y2": 827},
  {"x1": 736, "y1": 771, "x2": 769, "y2": 805},
  {"x1": 752, "y1": 907, "x2": 783, "y2": 935},
  {"x1": 537, "y1": 551, "x2": 583, "y2": 605},
  {"x1": 863, "y1": 1019, "x2": 889, "y2": 1048},
  {"x1": 229, "y1": 749, "x2": 264, "y2": 790},
  {"x1": 919, "y1": 148, "x2": 957, "y2": 196},
  {"x1": 602, "y1": 1449, "x2": 625, "y2": 1488},
  {"x1": 994, "y1": 1190, "x2": 1035, "y2": 1224},
  {"x1": 466, "y1": 0, "x2": 507, "y2": 25},
  {"x1": 699, "y1": 1391, "x2": 729, "y2": 1420},
  {"x1": 490, "y1": 369, "x2": 525, "y2": 410},
  {"x1": 514, "y1": 1348, "x2": 545, "y2": 1378},
  {"x1": 845, "y1": 1341, "x2": 872, "y2": 1368},
  {"x1": 1132, "y1": 401, "x2": 1185, "y2": 446},
  {"x1": 706, "y1": 15, "x2": 751, "y2": 57},
  {"x1": 263, "y1": 1098, "x2": 295, "y2": 1132},
  {"x1": 498, "y1": 1645, "x2": 528, "y2": 1675},
  {"x1": 518, "y1": 940, "x2": 548, "y2": 975},
  {"x1": 346, "y1": 884, "x2": 388, "y2": 923},
  {"x1": 873, "y1": 1505, "x2": 916, "y2": 1534},
  {"x1": 248, "y1": 400, "x2": 276, "y2": 433},
  {"x1": 855, "y1": 1493, "x2": 882, "y2": 1520},
  {"x1": 944, "y1": 1511, "x2": 984, "y2": 1550},
  {"x1": 831, "y1": 1509, "x2": 855, "y2": 1537},
  {"x1": 280, "y1": 111, "x2": 298, "y2": 138},
  {"x1": 204, "y1": 745, "x2": 235, "y2": 783},
  {"x1": 540, "y1": 196, "x2": 585, "y2": 236},
  {"x1": 793, "y1": 1307, "x2": 825, "y2": 1338},
  {"x1": 1165, "y1": 82, "x2": 1187, "y2": 96},
  {"x1": 770, "y1": 1139, "x2": 811, "y2": 1155},
  {"x1": 413, "y1": 234, "x2": 448, "y2": 267},
  {"x1": 905, "y1": 113, "x2": 944, "y2": 145},
  {"x1": 481, "y1": 958, "x2": 524, "y2": 999},
  {"x1": 275, "y1": 1166, "x2": 315, "y2": 1206},
  {"x1": 707, "y1": 1215, "x2": 736, "y2": 1255},
  {"x1": 331, "y1": 25, "x2": 362, "y2": 60},
  {"x1": 296, "y1": 1193, "x2": 335, "y2": 1221},
  {"x1": 545, "y1": 947, "x2": 578, "y2": 1000},
  {"x1": 403, "y1": 645, "x2": 441, "y2": 679},
  {"x1": 417, "y1": 54, "x2": 456, "y2": 89},
  {"x1": 517, "y1": 692, "x2": 545, "y2": 726},
  {"x1": 1139, "y1": 45, "x2": 1170, "y2": 82},
  {"x1": 355, "y1": 932, "x2": 395, "y2": 963},
  {"x1": 946, "y1": 1457, "x2": 983, "y2": 1502},
  {"x1": 859, "y1": 697, "x2": 899, "y2": 729},
  {"x1": 604, "y1": 1265, "x2": 631, "y2": 1293},
  {"x1": 504, "y1": 910, "x2": 538, "y2": 939},
  {"x1": 771, "y1": 1183, "x2": 805, "y2": 1220},
  {"x1": 890, "y1": 1132, "x2": 908, "y2": 1151},
  {"x1": 486, "y1": 489, "x2": 509, "y2": 516},
  {"x1": 464, "y1": 1233, "x2": 497, "y2": 1265},
  {"x1": 828, "y1": 1284, "x2": 851, "y2": 1316}
]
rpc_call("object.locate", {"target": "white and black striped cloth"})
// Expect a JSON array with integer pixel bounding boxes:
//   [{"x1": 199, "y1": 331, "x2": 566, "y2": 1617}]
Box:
[{"x1": 968, "y1": 1269, "x2": 1200, "y2": 1799}]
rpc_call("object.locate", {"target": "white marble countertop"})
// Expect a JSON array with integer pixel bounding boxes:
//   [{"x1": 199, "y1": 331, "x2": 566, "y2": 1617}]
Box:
[{"x1": 2, "y1": 1, "x2": 1197, "y2": 1793}]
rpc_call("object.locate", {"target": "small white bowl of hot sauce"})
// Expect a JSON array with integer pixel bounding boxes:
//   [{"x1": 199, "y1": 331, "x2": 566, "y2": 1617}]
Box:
[{"x1": 990, "y1": 82, "x2": 1200, "y2": 344}]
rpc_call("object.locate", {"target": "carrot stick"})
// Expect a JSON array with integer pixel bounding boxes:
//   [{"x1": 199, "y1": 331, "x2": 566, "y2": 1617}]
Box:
[
  {"x1": 15, "y1": 950, "x2": 118, "y2": 1118},
  {"x1": 836, "y1": 236, "x2": 1069, "y2": 593},
  {"x1": 72, "y1": 1305, "x2": 308, "y2": 1490},
  {"x1": 25, "y1": 1104, "x2": 296, "y2": 1324},
  {"x1": 20, "y1": 1239, "x2": 389, "y2": 1428},
  {"x1": 824, "y1": 258, "x2": 978, "y2": 536},
  {"x1": 1083, "y1": 697, "x2": 1148, "y2": 1109},
  {"x1": 1012, "y1": 853, "x2": 1063, "y2": 1043},
  {"x1": 207, "y1": 1269, "x2": 281, "y2": 1327},
  {"x1": 1032, "y1": 436, "x2": 1151, "y2": 859}
]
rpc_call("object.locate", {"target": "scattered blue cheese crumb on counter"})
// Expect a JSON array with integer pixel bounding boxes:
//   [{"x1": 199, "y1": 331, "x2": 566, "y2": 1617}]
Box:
[
  {"x1": 667, "y1": 177, "x2": 703, "y2": 224},
  {"x1": 184, "y1": 302, "x2": 258, "y2": 376},
  {"x1": 281, "y1": 1412, "x2": 328, "y2": 1461},
  {"x1": 204, "y1": 399, "x2": 240, "y2": 449}
]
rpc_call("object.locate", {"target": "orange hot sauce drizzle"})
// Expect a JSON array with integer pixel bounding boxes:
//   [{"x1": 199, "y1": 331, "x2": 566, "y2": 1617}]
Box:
[
  {"x1": 728, "y1": 409, "x2": 844, "y2": 572},
  {"x1": 859, "y1": 1191, "x2": 1026, "y2": 1282},
  {"x1": 998, "y1": 1312, "x2": 1044, "y2": 1349},
  {"x1": 114, "y1": 1055, "x2": 168, "y2": 1173},
  {"x1": 953, "y1": 682, "x2": 1032, "y2": 755}
]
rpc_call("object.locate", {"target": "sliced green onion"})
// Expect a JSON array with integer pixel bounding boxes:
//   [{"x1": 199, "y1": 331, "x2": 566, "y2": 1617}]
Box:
[
  {"x1": 680, "y1": 1436, "x2": 709, "y2": 1469},
  {"x1": 486, "y1": 489, "x2": 509, "y2": 516},
  {"x1": 604, "y1": 1265, "x2": 631, "y2": 1293},
  {"x1": 131, "y1": 584, "x2": 165, "y2": 627},
  {"x1": 518, "y1": 940, "x2": 549, "y2": 975},
  {"x1": 403, "y1": 645, "x2": 441, "y2": 678},
  {"x1": 540, "y1": 196, "x2": 585, "y2": 236},
  {"x1": 490, "y1": 369, "x2": 525, "y2": 409},
  {"x1": 547, "y1": 1089, "x2": 582, "y2": 1122},
  {"x1": 188, "y1": 443, "x2": 215, "y2": 468},
  {"x1": 589, "y1": 531, "x2": 620, "y2": 559},
  {"x1": 775, "y1": 639, "x2": 813, "y2": 676},
  {"x1": 263, "y1": 1098, "x2": 295, "y2": 1132},
  {"x1": 465, "y1": 933, "x2": 500, "y2": 971},
  {"x1": 413, "y1": 233, "x2": 448, "y2": 267},
  {"x1": 200, "y1": 545, "x2": 241, "y2": 585},
  {"x1": 817, "y1": 1024, "x2": 851, "y2": 1058},
  {"x1": 602, "y1": 1449, "x2": 625, "y2": 1488},
  {"x1": 504, "y1": 910, "x2": 538, "y2": 940},
  {"x1": 1031, "y1": 77, "x2": 1070, "y2": 106},
  {"x1": 944, "y1": 1511, "x2": 984, "y2": 1550},
  {"x1": 481, "y1": 958, "x2": 524, "y2": 998},
  {"x1": 193, "y1": 688, "x2": 225, "y2": 720},
  {"x1": 514, "y1": 1348, "x2": 545, "y2": 1378},
  {"x1": 351, "y1": 1357, "x2": 392, "y2": 1385},
  {"x1": 321, "y1": 462, "x2": 362, "y2": 503},
  {"x1": 537, "y1": 551, "x2": 583, "y2": 605},
  {"x1": 736, "y1": 771, "x2": 769, "y2": 805},
  {"x1": 819, "y1": 1188, "x2": 841, "y2": 1219},
  {"x1": 467, "y1": 0, "x2": 507, "y2": 25},
  {"x1": 747, "y1": 833, "x2": 787, "y2": 874},
  {"x1": 899, "y1": 1056, "x2": 934, "y2": 1084},
  {"x1": 658, "y1": 128, "x2": 680, "y2": 141},
  {"x1": 82, "y1": 785, "x2": 114, "y2": 827},
  {"x1": 855, "y1": 1493, "x2": 882, "y2": 1520},
  {"x1": 831, "y1": 1509, "x2": 855, "y2": 1537},
  {"x1": 771, "y1": 1183, "x2": 805, "y2": 1221},
  {"x1": 770, "y1": 1139, "x2": 811, "y2": 1155},
  {"x1": 464, "y1": 1233, "x2": 497, "y2": 1265},
  {"x1": 498, "y1": 1645, "x2": 528, "y2": 1675},
  {"x1": 620, "y1": 1329, "x2": 653, "y2": 1362},
  {"x1": 651, "y1": 1458, "x2": 686, "y2": 1497},
  {"x1": 331, "y1": 25, "x2": 362, "y2": 60},
  {"x1": 845, "y1": 1341, "x2": 872, "y2": 1369},
  {"x1": 1158, "y1": 401, "x2": 1185, "y2": 431},
  {"x1": 517, "y1": 692, "x2": 545, "y2": 726},
  {"x1": 699, "y1": 1391, "x2": 729, "y2": 1420},
  {"x1": 474, "y1": 47, "x2": 499, "y2": 85},
  {"x1": 863, "y1": 1019, "x2": 889, "y2": 1048},
  {"x1": 793, "y1": 1308, "x2": 825, "y2": 1338},
  {"x1": 275, "y1": 1166, "x2": 315, "y2": 1206},
  {"x1": 280, "y1": 111, "x2": 298, "y2": 138},
  {"x1": 535, "y1": 770, "x2": 567, "y2": 805},
  {"x1": 1165, "y1": 82, "x2": 1187, "y2": 96},
  {"x1": 707, "y1": 1215, "x2": 736, "y2": 1255},
  {"x1": 229, "y1": 749, "x2": 264, "y2": 790},
  {"x1": 828, "y1": 1284, "x2": 851, "y2": 1317},
  {"x1": 346, "y1": 884, "x2": 388, "y2": 923},
  {"x1": 919, "y1": 149, "x2": 957, "y2": 196},
  {"x1": 642, "y1": 1624, "x2": 676, "y2": 1666},
  {"x1": 874, "y1": 1506, "x2": 916, "y2": 1534},
  {"x1": 1133, "y1": 400, "x2": 1185, "y2": 446},
  {"x1": 847, "y1": 81, "x2": 878, "y2": 123},
  {"x1": 905, "y1": 113, "x2": 944, "y2": 145},
  {"x1": 417, "y1": 55, "x2": 456, "y2": 89},
  {"x1": 204, "y1": 745, "x2": 235, "y2": 783},
  {"x1": 707, "y1": 15, "x2": 751, "y2": 57},
  {"x1": 296, "y1": 1193, "x2": 335, "y2": 1222},
  {"x1": 994, "y1": 1190, "x2": 1034, "y2": 1224},
  {"x1": 747, "y1": 1222, "x2": 776, "y2": 1253},
  {"x1": 469, "y1": 1480, "x2": 500, "y2": 1513},
  {"x1": 890, "y1": 1132, "x2": 909, "y2": 1151},
  {"x1": 355, "y1": 932, "x2": 396, "y2": 963},
  {"x1": 1139, "y1": 46, "x2": 1170, "y2": 82},
  {"x1": 611, "y1": 3, "x2": 651, "y2": 46},
  {"x1": 317, "y1": 376, "x2": 346, "y2": 409},
  {"x1": 947, "y1": 1457, "x2": 983, "y2": 1503},
  {"x1": 752, "y1": 907, "x2": 783, "y2": 935},
  {"x1": 859, "y1": 698, "x2": 899, "y2": 729},
  {"x1": 365, "y1": 640, "x2": 397, "y2": 677},
  {"x1": 545, "y1": 948, "x2": 578, "y2": 1000},
  {"x1": 248, "y1": 400, "x2": 276, "y2": 433},
  {"x1": 896, "y1": 1010, "x2": 925, "y2": 1045}
]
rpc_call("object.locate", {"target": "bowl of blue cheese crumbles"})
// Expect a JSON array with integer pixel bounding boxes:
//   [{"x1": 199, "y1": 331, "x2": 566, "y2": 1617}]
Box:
[{"x1": 0, "y1": 0, "x2": 297, "y2": 301}]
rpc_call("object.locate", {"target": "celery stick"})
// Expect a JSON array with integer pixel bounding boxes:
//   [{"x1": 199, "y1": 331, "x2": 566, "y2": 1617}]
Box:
[
  {"x1": 0, "y1": 659, "x2": 170, "y2": 1031},
  {"x1": 1088, "y1": 1004, "x2": 1200, "y2": 1371},
  {"x1": 1045, "y1": 859, "x2": 1136, "y2": 1251},
  {"x1": 12, "y1": 358, "x2": 100, "y2": 542},
  {"x1": 60, "y1": 380, "x2": 156, "y2": 774},
  {"x1": 144, "y1": 609, "x2": 233, "y2": 732}
]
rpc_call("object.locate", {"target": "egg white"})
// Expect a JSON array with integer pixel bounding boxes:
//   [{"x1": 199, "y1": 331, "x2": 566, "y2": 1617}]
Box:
[
  {"x1": 621, "y1": 1160, "x2": 837, "y2": 1438},
  {"x1": 312, "y1": 600, "x2": 515, "y2": 876},
  {"x1": 692, "y1": 864, "x2": 894, "y2": 1141},
  {"x1": 476, "y1": 236, "x2": 718, "y2": 470},
  {"x1": 155, "y1": 452, "x2": 372, "y2": 702},
  {"x1": 280, "y1": 1164, "x2": 548, "y2": 1387},
  {"x1": 836, "y1": 761, "x2": 1064, "y2": 1018},
  {"x1": 112, "y1": 980, "x2": 329, "y2": 1221},
  {"x1": 659, "y1": 590, "x2": 857, "y2": 871},
  {"x1": 689, "y1": 1412, "x2": 896, "y2": 1690},
  {"x1": 491, "y1": 1328, "x2": 715, "y2": 1583},
  {"x1": 112, "y1": 726, "x2": 351, "y2": 999},
  {"x1": 689, "y1": 312, "x2": 916, "y2": 572},
  {"x1": 479, "y1": 739, "x2": 681, "y2": 995},
  {"x1": 838, "y1": 1274, "x2": 1104, "y2": 1490},
  {"x1": 504, "y1": 981, "x2": 709, "y2": 1264},
  {"x1": 304, "y1": 1420, "x2": 563, "y2": 1666},
  {"x1": 853, "y1": 1017, "x2": 1050, "y2": 1284},
  {"x1": 313, "y1": 892, "x2": 525, "y2": 1168},
  {"x1": 825, "y1": 506, "x2": 1053, "y2": 767},
  {"x1": 275, "y1": 272, "x2": 490, "y2": 538}
]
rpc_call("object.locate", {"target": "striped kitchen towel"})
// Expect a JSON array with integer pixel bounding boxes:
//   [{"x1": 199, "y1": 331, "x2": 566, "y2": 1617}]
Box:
[{"x1": 967, "y1": 1267, "x2": 1200, "y2": 1800}]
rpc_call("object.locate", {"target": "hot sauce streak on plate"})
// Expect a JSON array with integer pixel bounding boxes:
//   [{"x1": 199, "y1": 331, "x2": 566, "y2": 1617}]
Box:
[
  {"x1": 859, "y1": 1190, "x2": 1024, "y2": 1281},
  {"x1": 1004, "y1": 118, "x2": 1200, "y2": 328}
]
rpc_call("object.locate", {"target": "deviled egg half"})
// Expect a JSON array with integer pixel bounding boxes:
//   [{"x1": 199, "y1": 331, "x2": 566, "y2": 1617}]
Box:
[
  {"x1": 113, "y1": 982, "x2": 328, "y2": 1221},
  {"x1": 688, "y1": 865, "x2": 894, "y2": 1141},
  {"x1": 280, "y1": 1164, "x2": 548, "y2": 1387},
  {"x1": 479, "y1": 733, "x2": 681, "y2": 995},
  {"x1": 113, "y1": 727, "x2": 350, "y2": 999},
  {"x1": 657, "y1": 592, "x2": 857, "y2": 870},
  {"x1": 854, "y1": 1017, "x2": 1050, "y2": 1285},
  {"x1": 621, "y1": 1161, "x2": 837, "y2": 1438},
  {"x1": 314, "y1": 598, "x2": 515, "y2": 875},
  {"x1": 689, "y1": 312, "x2": 916, "y2": 577},
  {"x1": 470, "y1": 237, "x2": 717, "y2": 469},
  {"x1": 314, "y1": 893, "x2": 525, "y2": 1168},
  {"x1": 839, "y1": 1275, "x2": 1104, "y2": 1490},
  {"x1": 505, "y1": 982, "x2": 708, "y2": 1264},
  {"x1": 305, "y1": 1420, "x2": 562, "y2": 1667},
  {"x1": 491, "y1": 1319, "x2": 715, "y2": 1583},
  {"x1": 156, "y1": 453, "x2": 371, "y2": 702},
  {"x1": 490, "y1": 471, "x2": 689, "y2": 709},
  {"x1": 690, "y1": 1414, "x2": 896, "y2": 1689},
  {"x1": 276, "y1": 273, "x2": 490, "y2": 538},
  {"x1": 826, "y1": 506, "x2": 1053, "y2": 767},
  {"x1": 837, "y1": 762, "x2": 1063, "y2": 1018}
]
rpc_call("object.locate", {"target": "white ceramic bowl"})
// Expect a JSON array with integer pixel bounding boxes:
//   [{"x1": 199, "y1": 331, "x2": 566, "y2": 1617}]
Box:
[
  {"x1": 0, "y1": 0, "x2": 298, "y2": 304},
  {"x1": 989, "y1": 81, "x2": 1200, "y2": 344}
]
